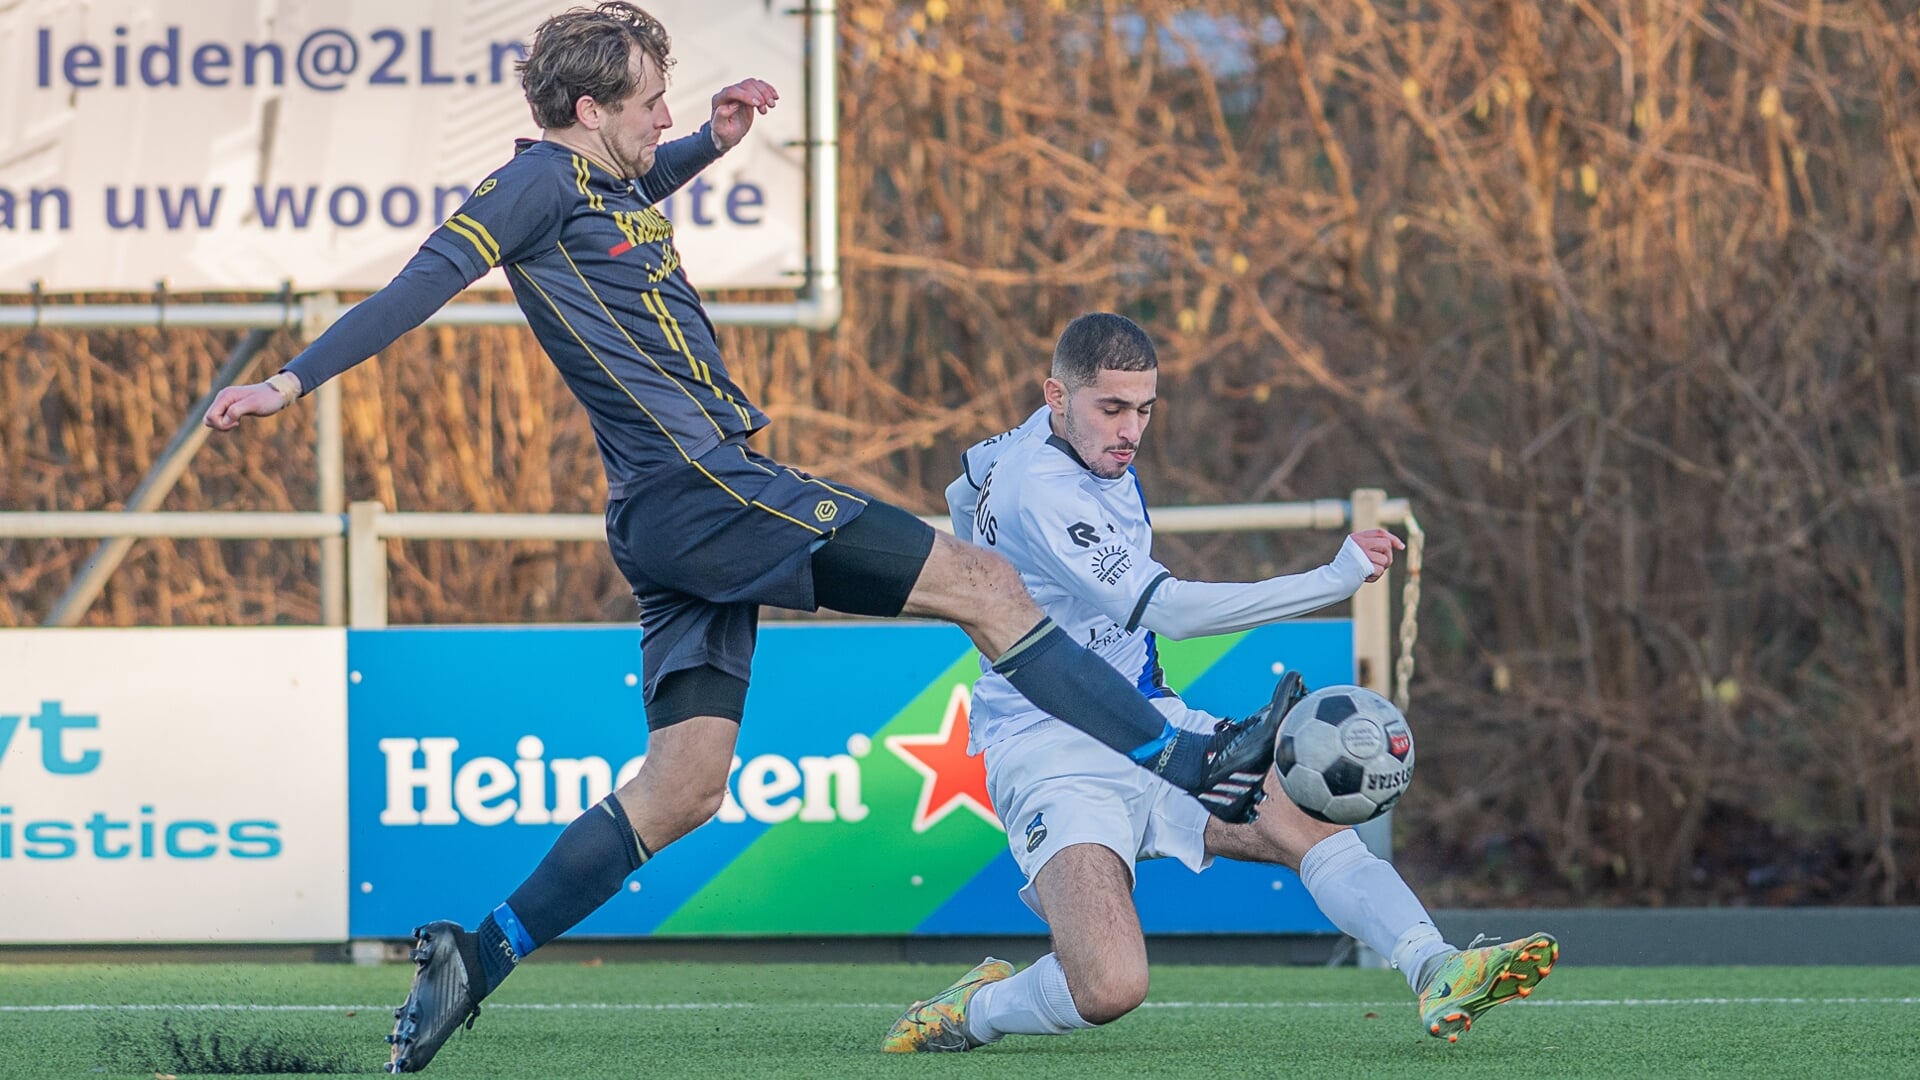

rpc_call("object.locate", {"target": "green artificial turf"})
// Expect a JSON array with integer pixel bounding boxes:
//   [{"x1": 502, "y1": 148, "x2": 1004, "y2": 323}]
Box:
[{"x1": 1, "y1": 962, "x2": 1913, "y2": 1078}]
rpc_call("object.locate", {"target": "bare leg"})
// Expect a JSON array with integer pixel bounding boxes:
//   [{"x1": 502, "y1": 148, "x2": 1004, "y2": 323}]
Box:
[
  {"x1": 954, "y1": 841, "x2": 1147, "y2": 1045},
  {"x1": 899, "y1": 531, "x2": 1049, "y2": 659},
  {"x1": 1030, "y1": 843, "x2": 1152, "y2": 1024},
  {"x1": 614, "y1": 714, "x2": 741, "y2": 852},
  {"x1": 1202, "y1": 770, "x2": 1344, "y2": 868},
  {"x1": 484, "y1": 714, "x2": 740, "y2": 960}
]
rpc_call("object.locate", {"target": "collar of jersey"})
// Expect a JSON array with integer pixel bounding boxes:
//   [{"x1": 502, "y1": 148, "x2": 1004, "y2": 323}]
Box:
[
  {"x1": 1044, "y1": 433, "x2": 1132, "y2": 487},
  {"x1": 514, "y1": 138, "x2": 632, "y2": 194}
]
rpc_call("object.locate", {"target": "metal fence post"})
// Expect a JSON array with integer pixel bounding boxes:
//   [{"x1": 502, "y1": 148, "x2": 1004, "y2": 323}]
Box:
[
  {"x1": 347, "y1": 501, "x2": 388, "y2": 629},
  {"x1": 318, "y1": 382, "x2": 345, "y2": 626},
  {"x1": 1350, "y1": 487, "x2": 1394, "y2": 968},
  {"x1": 306, "y1": 293, "x2": 348, "y2": 627},
  {"x1": 1350, "y1": 488, "x2": 1392, "y2": 697}
]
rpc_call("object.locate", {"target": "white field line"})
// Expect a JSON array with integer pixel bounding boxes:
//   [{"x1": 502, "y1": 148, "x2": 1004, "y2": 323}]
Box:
[{"x1": 2, "y1": 996, "x2": 1917, "y2": 1014}]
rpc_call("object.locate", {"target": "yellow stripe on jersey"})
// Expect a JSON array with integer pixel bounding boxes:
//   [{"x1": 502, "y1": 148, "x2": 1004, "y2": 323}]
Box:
[
  {"x1": 525, "y1": 256, "x2": 823, "y2": 537},
  {"x1": 554, "y1": 241, "x2": 729, "y2": 445},
  {"x1": 443, "y1": 217, "x2": 496, "y2": 267},
  {"x1": 784, "y1": 467, "x2": 869, "y2": 506},
  {"x1": 510, "y1": 264, "x2": 702, "y2": 470},
  {"x1": 642, "y1": 291, "x2": 755, "y2": 427},
  {"x1": 737, "y1": 446, "x2": 777, "y2": 475},
  {"x1": 734, "y1": 446, "x2": 867, "y2": 507},
  {"x1": 452, "y1": 214, "x2": 500, "y2": 264},
  {"x1": 512, "y1": 262, "x2": 790, "y2": 525},
  {"x1": 641, "y1": 291, "x2": 703, "y2": 378},
  {"x1": 572, "y1": 155, "x2": 604, "y2": 212}
]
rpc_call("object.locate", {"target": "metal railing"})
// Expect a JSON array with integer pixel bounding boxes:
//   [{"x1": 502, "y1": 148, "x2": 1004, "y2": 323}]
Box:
[{"x1": 0, "y1": 490, "x2": 1408, "y2": 645}]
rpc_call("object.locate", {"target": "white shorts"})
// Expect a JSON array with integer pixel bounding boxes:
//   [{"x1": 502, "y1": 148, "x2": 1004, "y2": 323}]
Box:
[{"x1": 983, "y1": 698, "x2": 1217, "y2": 919}]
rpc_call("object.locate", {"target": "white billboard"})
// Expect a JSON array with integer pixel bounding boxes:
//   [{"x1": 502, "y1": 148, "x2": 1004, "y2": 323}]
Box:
[
  {"x1": 0, "y1": 1, "x2": 806, "y2": 292},
  {"x1": 0, "y1": 629, "x2": 348, "y2": 942}
]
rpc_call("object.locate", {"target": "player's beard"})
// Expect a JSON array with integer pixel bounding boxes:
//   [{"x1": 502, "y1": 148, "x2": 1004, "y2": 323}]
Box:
[
  {"x1": 598, "y1": 127, "x2": 656, "y2": 180},
  {"x1": 630, "y1": 140, "x2": 659, "y2": 178},
  {"x1": 1060, "y1": 413, "x2": 1134, "y2": 479}
]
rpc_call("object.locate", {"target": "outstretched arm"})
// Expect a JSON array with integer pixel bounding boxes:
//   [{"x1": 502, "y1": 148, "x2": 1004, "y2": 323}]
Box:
[
  {"x1": 1138, "y1": 530, "x2": 1402, "y2": 640},
  {"x1": 206, "y1": 155, "x2": 567, "y2": 431},
  {"x1": 203, "y1": 249, "x2": 470, "y2": 430}
]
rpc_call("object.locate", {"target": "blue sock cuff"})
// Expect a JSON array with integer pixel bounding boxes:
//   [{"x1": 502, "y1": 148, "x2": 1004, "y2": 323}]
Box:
[
  {"x1": 1126, "y1": 722, "x2": 1179, "y2": 765},
  {"x1": 492, "y1": 901, "x2": 537, "y2": 959}
]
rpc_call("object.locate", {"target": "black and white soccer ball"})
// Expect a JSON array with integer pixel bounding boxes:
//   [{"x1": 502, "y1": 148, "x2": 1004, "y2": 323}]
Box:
[{"x1": 1273, "y1": 685, "x2": 1415, "y2": 825}]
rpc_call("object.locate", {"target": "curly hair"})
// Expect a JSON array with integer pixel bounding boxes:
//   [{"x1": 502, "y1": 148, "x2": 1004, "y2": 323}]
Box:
[{"x1": 518, "y1": 2, "x2": 674, "y2": 130}]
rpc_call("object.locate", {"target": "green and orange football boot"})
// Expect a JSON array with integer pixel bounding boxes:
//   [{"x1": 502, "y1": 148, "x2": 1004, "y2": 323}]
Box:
[
  {"x1": 1417, "y1": 931, "x2": 1559, "y2": 1042},
  {"x1": 880, "y1": 957, "x2": 1014, "y2": 1052}
]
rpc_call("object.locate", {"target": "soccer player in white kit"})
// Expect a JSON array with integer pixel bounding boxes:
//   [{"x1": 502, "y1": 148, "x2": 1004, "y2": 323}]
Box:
[{"x1": 882, "y1": 314, "x2": 1557, "y2": 1052}]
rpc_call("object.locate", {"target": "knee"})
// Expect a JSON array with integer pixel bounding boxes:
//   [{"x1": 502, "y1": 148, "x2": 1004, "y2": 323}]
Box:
[
  {"x1": 626, "y1": 767, "x2": 730, "y2": 848},
  {"x1": 1071, "y1": 963, "x2": 1149, "y2": 1025},
  {"x1": 665, "y1": 778, "x2": 728, "y2": 839},
  {"x1": 687, "y1": 778, "x2": 729, "y2": 828}
]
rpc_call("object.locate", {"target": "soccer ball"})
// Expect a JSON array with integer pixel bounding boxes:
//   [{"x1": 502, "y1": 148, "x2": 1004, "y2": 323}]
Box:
[{"x1": 1273, "y1": 685, "x2": 1415, "y2": 825}]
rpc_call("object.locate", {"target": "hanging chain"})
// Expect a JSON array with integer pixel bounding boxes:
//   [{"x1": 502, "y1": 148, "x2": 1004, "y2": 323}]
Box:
[{"x1": 1394, "y1": 511, "x2": 1423, "y2": 713}]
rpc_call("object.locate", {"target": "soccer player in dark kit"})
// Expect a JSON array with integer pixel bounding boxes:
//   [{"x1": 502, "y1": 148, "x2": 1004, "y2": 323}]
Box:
[{"x1": 205, "y1": 4, "x2": 1286, "y2": 1071}]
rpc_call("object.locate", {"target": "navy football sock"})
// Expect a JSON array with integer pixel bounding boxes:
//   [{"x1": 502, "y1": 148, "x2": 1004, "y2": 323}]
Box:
[
  {"x1": 991, "y1": 620, "x2": 1206, "y2": 788},
  {"x1": 479, "y1": 796, "x2": 648, "y2": 994},
  {"x1": 473, "y1": 907, "x2": 527, "y2": 998},
  {"x1": 1122, "y1": 724, "x2": 1213, "y2": 789}
]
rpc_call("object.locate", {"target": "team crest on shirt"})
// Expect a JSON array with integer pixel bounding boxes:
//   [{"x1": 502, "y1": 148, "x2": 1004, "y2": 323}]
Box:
[
  {"x1": 474, "y1": 179, "x2": 497, "y2": 197},
  {"x1": 1091, "y1": 544, "x2": 1132, "y2": 585},
  {"x1": 1025, "y1": 811, "x2": 1049, "y2": 853}
]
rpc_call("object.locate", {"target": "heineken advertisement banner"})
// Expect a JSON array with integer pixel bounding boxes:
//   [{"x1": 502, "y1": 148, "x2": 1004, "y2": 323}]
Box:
[{"x1": 346, "y1": 622, "x2": 1355, "y2": 939}]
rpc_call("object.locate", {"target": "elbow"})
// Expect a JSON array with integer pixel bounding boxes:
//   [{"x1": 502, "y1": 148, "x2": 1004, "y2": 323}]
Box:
[{"x1": 1140, "y1": 615, "x2": 1201, "y2": 642}]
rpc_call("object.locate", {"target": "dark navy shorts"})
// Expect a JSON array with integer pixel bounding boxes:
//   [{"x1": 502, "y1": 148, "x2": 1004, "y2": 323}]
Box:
[{"x1": 605, "y1": 436, "x2": 932, "y2": 713}]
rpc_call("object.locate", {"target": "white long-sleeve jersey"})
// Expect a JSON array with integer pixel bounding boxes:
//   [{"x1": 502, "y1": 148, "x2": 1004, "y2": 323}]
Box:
[{"x1": 947, "y1": 411, "x2": 1375, "y2": 753}]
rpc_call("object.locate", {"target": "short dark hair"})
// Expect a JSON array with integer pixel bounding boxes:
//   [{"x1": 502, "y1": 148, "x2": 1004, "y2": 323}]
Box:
[
  {"x1": 519, "y1": 2, "x2": 674, "y2": 130},
  {"x1": 1051, "y1": 313, "x2": 1158, "y2": 390}
]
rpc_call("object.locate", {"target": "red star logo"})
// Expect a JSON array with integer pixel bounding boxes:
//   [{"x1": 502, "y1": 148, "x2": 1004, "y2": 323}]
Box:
[{"x1": 885, "y1": 684, "x2": 1001, "y2": 833}]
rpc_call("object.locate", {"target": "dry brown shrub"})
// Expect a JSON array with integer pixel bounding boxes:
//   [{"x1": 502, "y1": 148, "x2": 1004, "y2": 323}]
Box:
[{"x1": 4, "y1": 0, "x2": 1917, "y2": 904}]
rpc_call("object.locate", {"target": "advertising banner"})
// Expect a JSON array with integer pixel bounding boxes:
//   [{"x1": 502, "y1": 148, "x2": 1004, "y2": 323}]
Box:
[
  {"x1": 347, "y1": 621, "x2": 1355, "y2": 938},
  {"x1": 0, "y1": 629, "x2": 348, "y2": 942},
  {"x1": 0, "y1": 0, "x2": 806, "y2": 292}
]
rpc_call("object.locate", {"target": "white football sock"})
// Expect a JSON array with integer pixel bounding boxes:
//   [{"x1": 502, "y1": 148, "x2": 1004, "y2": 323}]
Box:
[
  {"x1": 1297, "y1": 829, "x2": 1454, "y2": 993},
  {"x1": 965, "y1": 952, "x2": 1095, "y2": 1043}
]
